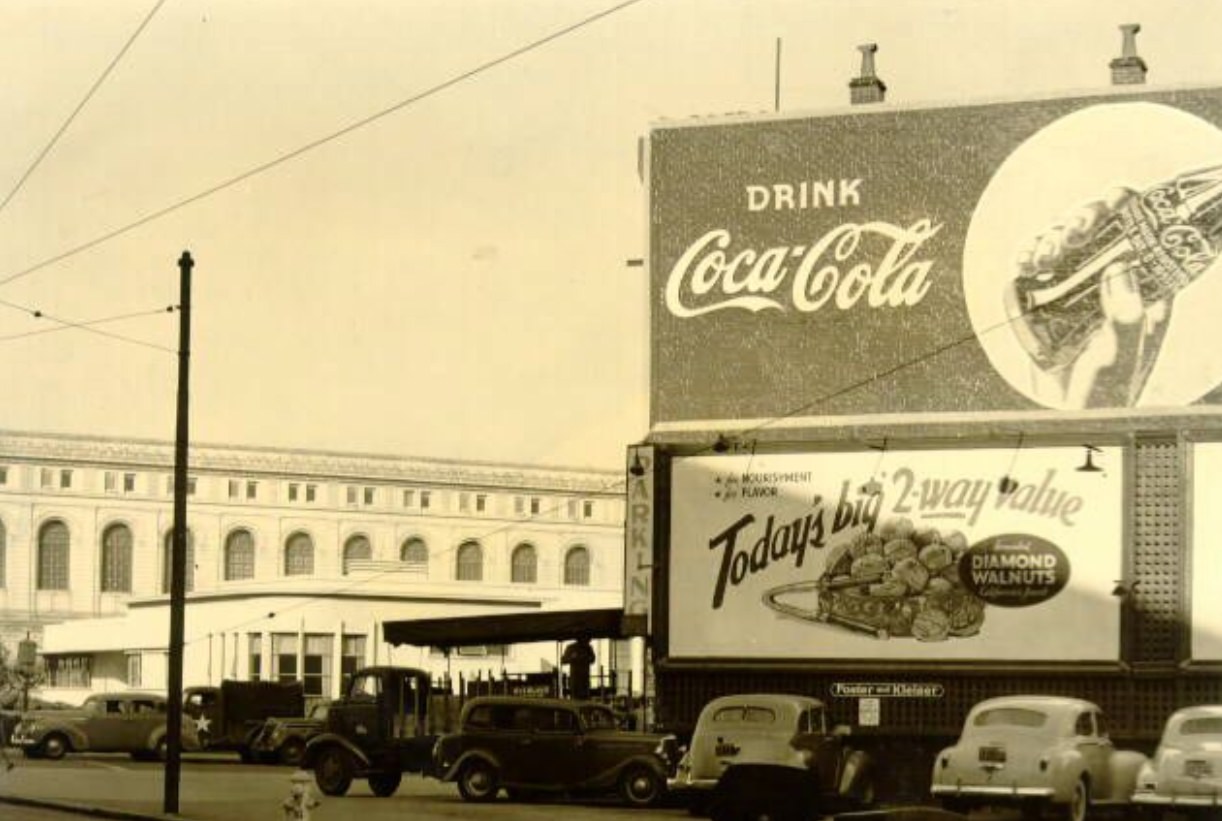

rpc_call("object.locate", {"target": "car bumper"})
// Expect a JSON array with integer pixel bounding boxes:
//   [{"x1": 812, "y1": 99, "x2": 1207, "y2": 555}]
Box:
[
  {"x1": 666, "y1": 773, "x2": 719, "y2": 793},
  {"x1": 931, "y1": 784, "x2": 1055, "y2": 799},
  {"x1": 1133, "y1": 791, "x2": 1222, "y2": 807}
]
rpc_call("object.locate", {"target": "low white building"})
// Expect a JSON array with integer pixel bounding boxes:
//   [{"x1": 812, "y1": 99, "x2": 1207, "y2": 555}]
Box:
[{"x1": 0, "y1": 430, "x2": 633, "y2": 705}]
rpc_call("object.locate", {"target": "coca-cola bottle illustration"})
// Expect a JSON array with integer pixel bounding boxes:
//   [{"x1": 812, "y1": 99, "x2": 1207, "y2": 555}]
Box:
[{"x1": 1006, "y1": 164, "x2": 1222, "y2": 371}]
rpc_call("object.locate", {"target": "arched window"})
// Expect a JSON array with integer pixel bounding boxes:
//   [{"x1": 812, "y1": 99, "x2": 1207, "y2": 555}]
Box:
[
  {"x1": 0, "y1": 518, "x2": 6, "y2": 589},
  {"x1": 511, "y1": 544, "x2": 537, "y2": 584},
  {"x1": 224, "y1": 529, "x2": 255, "y2": 581},
  {"x1": 37, "y1": 520, "x2": 70, "y2": 590},
  {"x1": 342, "y1": 534, "x2": 371, "y2": 575},
  {"x1": 400, "y1": 537, "x2": 428, "y2": 567},
  {"x1": 564, "y1": 546, "x2": 590, "y2": 586},
  {"x1": 100, "y1": 524, "x2": 133, "y2": 592},
  {"x1": 162, "y1": 529, "x2": 195, "y2": 593},
  {"x1": 285, "y1": 532, "x2": 314, "y2": 576},
  {"x1": 455, "y1": 541, "x2": 483, "y2": 581}
]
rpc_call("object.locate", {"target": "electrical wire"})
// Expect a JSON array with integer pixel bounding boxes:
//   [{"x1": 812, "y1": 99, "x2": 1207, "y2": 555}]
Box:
[
  {"x1": 0, "y1": 0, "x2": 170, "y2": 220},
  {"x1": 0, "y1": 0, "x2": 650, "y2": 291},
  {"x1": 0, "y1": 296, "x2": 175, "y2": 352}
]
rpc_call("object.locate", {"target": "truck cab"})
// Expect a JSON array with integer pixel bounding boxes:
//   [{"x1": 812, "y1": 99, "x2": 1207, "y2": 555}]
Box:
[
  {"x1": 301, "y1": 666, "x2": 435, "y2": 798},
  {"x1": 183, "y1": 680, "x2": 305, "y2": 761}
]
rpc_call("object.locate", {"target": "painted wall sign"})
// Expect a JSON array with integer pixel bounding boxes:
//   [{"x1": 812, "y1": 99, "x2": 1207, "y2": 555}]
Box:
[
  {"x1": 667, "y1": 446, "x2": 1123, "y2": 661},
  {"x1": 648, "y1": 87, "x2": 1222, "y2": 425},
  {"x1": 831, "y1": 682, "x2": 945, "y2": 698}
]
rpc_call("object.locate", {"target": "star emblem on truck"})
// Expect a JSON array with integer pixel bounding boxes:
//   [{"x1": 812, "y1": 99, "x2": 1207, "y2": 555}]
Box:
[{"x1": 194, "y1": 715, "x2": 212, "y2": 735}]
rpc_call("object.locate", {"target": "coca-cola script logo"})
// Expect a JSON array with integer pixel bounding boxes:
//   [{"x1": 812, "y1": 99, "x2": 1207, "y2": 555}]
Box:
[
  {"x1": 664, "y1": 220, "x2": 942, "y2": 318},
  {"x1": 959, "y1": 534, "x2": 1070, "y2": 607}
]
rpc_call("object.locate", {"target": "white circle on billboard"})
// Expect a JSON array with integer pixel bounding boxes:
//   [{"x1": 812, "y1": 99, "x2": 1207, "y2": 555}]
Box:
[{"x1": 962, "y1": 102, "x2": 1222, "y2": 409}]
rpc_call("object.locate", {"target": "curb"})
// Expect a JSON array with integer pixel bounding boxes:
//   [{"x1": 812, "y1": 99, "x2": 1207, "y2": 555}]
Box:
[{"x1": 0, "y1": 793, "x2": 193, "y2": 821}]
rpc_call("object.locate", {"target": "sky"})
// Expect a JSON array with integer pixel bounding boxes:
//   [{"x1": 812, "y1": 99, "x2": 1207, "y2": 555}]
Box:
[{"x1": 1, "y1": 0, "x2": 1220, "y2": 472}]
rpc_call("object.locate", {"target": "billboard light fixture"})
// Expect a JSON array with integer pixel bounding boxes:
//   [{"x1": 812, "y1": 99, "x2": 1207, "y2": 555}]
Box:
[
  {"x1": 629, "y1": 453, "x2": 646, "y2": 477},
  {"x1": 1078, "y1": 445, "x2": 1104, "y2": 473}
]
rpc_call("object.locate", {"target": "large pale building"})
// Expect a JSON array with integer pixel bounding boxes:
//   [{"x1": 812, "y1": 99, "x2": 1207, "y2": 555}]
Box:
[{"x1": 0, "y1": 430, "x2": 630, "y2": 706}]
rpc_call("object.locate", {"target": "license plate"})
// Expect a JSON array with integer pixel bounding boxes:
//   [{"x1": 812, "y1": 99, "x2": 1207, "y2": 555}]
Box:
[
  {"x1": 978, "y1": 745, "x2": 1006, "y2": 764},
  {"x1": 714, "y1": 741, "x2": 740, "y2": 757},
  {"x1": 1185, "y1": 759, "x2": 1213, "y2": 778}
]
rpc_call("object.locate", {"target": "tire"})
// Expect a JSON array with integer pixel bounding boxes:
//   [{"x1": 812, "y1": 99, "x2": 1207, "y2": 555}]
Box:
[
  {"x1": 368, "y1": 771, "x2": 402, "y2": 798},
  {"x1": 40, "y1": 734, "x2": 69, "y2": 761},
  {"x1": 153, "y1": 737, "x2": 169, "y2": 762},
  {"x1": 620, "y1": 764, "x2": 664, "y2": 808},
  {"x1": 279, "y1": 738, "x2": 306, "y2": 767},
  {"x1": 941, "y1": 797, "x2": 971, "y2": 815},
  {"x1": 314, "y1": 746, "x2": 354, "y2": 797},
  {"x1": 457, "y1": 759, "x2": 499, "y2": 802},
  {"x1": 1064, "y1": 778, "x2": 1090, "y2": 821}
]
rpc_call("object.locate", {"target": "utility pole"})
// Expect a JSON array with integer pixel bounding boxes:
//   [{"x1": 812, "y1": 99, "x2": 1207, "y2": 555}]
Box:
[{"x1": 164, "y1": 250, "x2": 193, "y2": 814}]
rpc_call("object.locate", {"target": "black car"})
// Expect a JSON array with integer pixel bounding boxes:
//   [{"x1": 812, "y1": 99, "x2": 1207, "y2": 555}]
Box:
[{"x1": 431, "y1": 696, "x2": 677, "y2": 807}]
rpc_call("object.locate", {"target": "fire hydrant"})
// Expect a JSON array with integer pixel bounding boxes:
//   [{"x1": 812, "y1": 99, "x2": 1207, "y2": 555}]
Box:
[{"x1": 282, "y1": 770, "x2": 321, "y2": 821}]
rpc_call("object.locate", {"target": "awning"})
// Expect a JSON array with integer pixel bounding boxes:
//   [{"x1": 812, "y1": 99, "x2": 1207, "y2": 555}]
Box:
[{"x1": 383, "y1": 608, "x2": 644, "y2": 649}]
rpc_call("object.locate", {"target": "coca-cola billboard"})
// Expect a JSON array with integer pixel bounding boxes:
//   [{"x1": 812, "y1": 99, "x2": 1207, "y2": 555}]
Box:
[{"x1": 648, "y1": 87, "x2": 1222, "y2": 424}]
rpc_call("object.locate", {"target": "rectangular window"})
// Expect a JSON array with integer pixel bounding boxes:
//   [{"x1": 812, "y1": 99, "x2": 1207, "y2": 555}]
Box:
[
  {"x1": 106, "y1": 472, "x2": 118, "y2": 493},
  {"x1": 346, "y1": 486, "x2": 357, "y2": 505},
  {"x1": 514, "y1": 496, "x2": 525, "y2": 515},
  {"x1": 248, "y1": 633, "x2": 263, "y2": 682},
  {"x1": 303, "y1": 634, "x2": 333, "y2": 697},
  {"x1": 228, "y1": 479, "x2": 240, "y2": 500},
  {"x1": 288, "y1": 483, "x2": 299, "y2": 502},
  {"x1": 0, "y1": 465, "x2": 7, "y2": 485},
  {"x1": 583, "y1": 500, "x2": 595, "y2": 519},
  {"x1": 458, "y1": 493, "x2": 470, "y2": 512},
  {"x1": 165, "y1": 474, "x2": 173, "y2": 495},
  {"x1": 402, "y1": 489, "x2": 415, "y2": 508},
  {"x1": 126, "y1": 654, "x2": 142, "y2": 687},
  {"x1": 476, "y1": 494, "x2": 487, "y2": 513},
  {"x1": 48, "y1": 655, "x2": 91, "y2": 688},
  {"x1": 123, "y1": 473, "x2": 136, "y2": 493},
  {"x1": 341, "y1": 635, "x2": 366, "y2": 693},
  {"x1": 187, "y1": 476, "x2": 196, "y2": 496},
  {"x1": 420, "y1": 491, "x2": 431, "y2": 510},
  {"x1": 305, "y1": 484, "x2": 316, "y2": 503},
  {"x1": 245, "y1": 480, "x2": 258, "y2": 500},
  {"x1": 567, "y1": 499, "x2": 579, "y2": 519},
  {"x1": 363, "y1": 486, "x2": 375, "y2": 505},
  {"x1": 40, "y1": 468, "x2": 53, "y2": 489},
  {"x1": 530, "y1": 497, "x2": 541, "y2": 515},
  {"x1": 59, "y1": 469, "x2": 73, "y2": 489},
  {"x1": 272, "y1": 634, "x2": 298, "y2": 683}
]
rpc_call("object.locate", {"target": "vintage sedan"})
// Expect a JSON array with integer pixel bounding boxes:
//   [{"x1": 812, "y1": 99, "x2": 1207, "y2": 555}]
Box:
[
  {"x1": 431, "y1": 696, "x2": 677, "y2": 807},
  {"x1": 669, "y1": 693, "x2": 874, "y2": 820},
  {"x1": 11, "y1": 692, "x2": 188, "y2": 760},
  {"x1": 931, "y1": 695, "x2": 1147, "y2": 821},
  {"x1": 1133, "y1": 705, "x2": 1222, "y2": 817}
]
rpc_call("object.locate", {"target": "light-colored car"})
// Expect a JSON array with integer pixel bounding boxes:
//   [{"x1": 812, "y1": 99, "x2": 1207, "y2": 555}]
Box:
[
  {"x1": 1133, "y1": 705, "x2": 1222, "y2": 816},
  {"x1": 11, "y1": 692, "x2": 193, "y2": 761},
  {"x1": 931, "y1": 695, "x2": 1147, "y2": 821},
  {"x1": 669, "y1": 693, "x2": 873, "y2": 818}
]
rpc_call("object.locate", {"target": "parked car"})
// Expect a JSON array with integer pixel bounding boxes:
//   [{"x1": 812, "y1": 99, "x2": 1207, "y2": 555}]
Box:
[
  {"x1": 10, "y1": 692, "x2": 195, "y2": 761},
  {"x1": 431, "y1": 695, "x2": 677, "y2": 807},
  {"x1": 249, "y1": 701, "x2": 330, "y2": 766},
  {"x1": 1133, "y1": 705, "x2": 1222, "y2": 817},
  {"x1": 669, "y1": 693, "x2": 874, "y2": 820},
  {"x1": 931, "y1": 695, "x2": 1147, "y2": 821}
]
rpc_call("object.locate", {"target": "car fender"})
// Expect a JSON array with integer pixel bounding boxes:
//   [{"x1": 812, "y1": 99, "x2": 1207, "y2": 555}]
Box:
[
  {"x1": 929, "y1": 745, "x2": 958, "y2": 786},
  {"x1": 1104, "y1": 750, "x2": 1148, "y2": 801},
  {"x1": 301, "y1": 732, "x2": 372, "y2": 771},
  {"x1": 583, "y1": 753, "x2": 669, "y2": 790},
  {"x1": 442, "y1": 749, "x2": 503, "y2": 783},
  {"x1": 1046, "y1": 749, "x2": 1088, "y2": 803},
  {"x1": 34, "y1": 723, "x2": 88, "y2": 752}
]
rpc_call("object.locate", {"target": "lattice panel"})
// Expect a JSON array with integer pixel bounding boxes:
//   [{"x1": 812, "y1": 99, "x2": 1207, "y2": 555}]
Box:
[{"x1": 1132, "y1": 440, "x2": 1184, "y2": 663}]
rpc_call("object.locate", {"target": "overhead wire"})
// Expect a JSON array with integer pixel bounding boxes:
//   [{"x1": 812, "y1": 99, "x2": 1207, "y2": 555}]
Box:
[
  {"x1": 0, "y1": 0, "x2": 170, "y2": 219},
  {"x1": 0, "y1": 296, "x2": 175, "y2": 351},
  {"x1": 0, "y1": 0, "x2": 651, "y2": 291}
]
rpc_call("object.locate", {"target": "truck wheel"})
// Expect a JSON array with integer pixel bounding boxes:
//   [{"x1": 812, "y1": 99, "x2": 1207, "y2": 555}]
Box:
[
  {"x1": 457, "y1": 759, "x2": 499, "y2": 802},
  {"x1": 40, "y1": 734, "x2": 69, "y2": 761},
  {"x1": 368, "y1": 771, "x2": 402, "y2": 797},
  {"x1": 620, "y1": 764, "x2": 664, "y2": 808},
  {"x1": 314, "y1": 747, "x2": 354, "y2": 797},
  {"x1": 279, "y1": 738, "x2": 305, "y2": 767}
]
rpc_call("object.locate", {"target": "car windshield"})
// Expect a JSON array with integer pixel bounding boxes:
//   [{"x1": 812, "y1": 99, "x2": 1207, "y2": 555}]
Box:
[
  {"x1": 972, "y1": 708, "x2": 1048, "y2": 729},
  {"x1": 580, "y1": 706, "x2": 619, "y2": 730},
  {"x1": 1180, "y1": 717, "x2": 1222, "y2": 736},
  {"x1": 712, "y1": 706, "x2": 777, "y2": 724}
]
